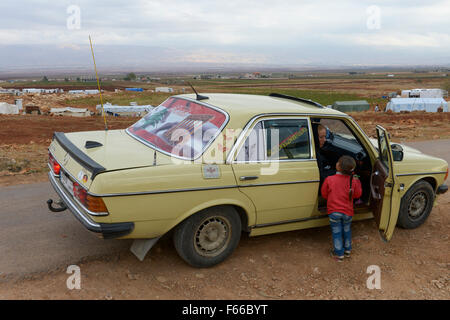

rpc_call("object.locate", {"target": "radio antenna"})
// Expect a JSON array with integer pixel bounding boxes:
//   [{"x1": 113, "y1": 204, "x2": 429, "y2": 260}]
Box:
[
  {"x1": 89, "y1": 35, "x2": 108, "y2": 131},
  {"x1": 188, "y1": 82, "x2": 209, "y2": 101}
]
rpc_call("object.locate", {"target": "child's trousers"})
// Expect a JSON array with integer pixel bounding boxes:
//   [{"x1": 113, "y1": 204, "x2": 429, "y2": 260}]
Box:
[{"x1": 329, "y1": 212, "x2": 352, "y2": 257}]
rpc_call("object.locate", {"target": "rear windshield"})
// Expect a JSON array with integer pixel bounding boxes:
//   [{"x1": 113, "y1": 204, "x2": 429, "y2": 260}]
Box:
[{"x1": 127, "y1": 97, "x2": 227, "y2": 159}]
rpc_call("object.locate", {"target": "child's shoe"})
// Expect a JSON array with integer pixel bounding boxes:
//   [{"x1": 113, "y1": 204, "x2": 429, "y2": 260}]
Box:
[
  {"x1": 344, "y1": 250, "x2": 351, "y2": 258},
  {"x1": 330, "y1": 250, "x2": 344, "y2": 262}
]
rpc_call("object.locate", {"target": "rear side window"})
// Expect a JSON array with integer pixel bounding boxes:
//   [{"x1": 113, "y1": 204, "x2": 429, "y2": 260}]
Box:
[
  {"x1": 127, "y1": 97, "x2": 227, "y2": 159},
  {"x1": 236, "y1": 118, "x2": 311, "y2": 161}
]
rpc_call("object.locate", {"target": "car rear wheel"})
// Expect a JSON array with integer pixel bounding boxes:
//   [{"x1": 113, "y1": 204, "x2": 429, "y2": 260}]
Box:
[
  {"x1": 173, "y1": 206, "x2": 242, "y2": 268},
  {"x1": 397, "y1": 181, "x2": 435, "y2": 229}
]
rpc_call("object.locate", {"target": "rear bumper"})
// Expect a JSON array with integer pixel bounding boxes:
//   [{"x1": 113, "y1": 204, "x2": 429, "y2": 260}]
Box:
[
  {"x1": 48, "y1": 171, "x2": 134, "y2": 239},
  {"x1": 437, "y1": 184, "x2": 448, "y2": 195}
]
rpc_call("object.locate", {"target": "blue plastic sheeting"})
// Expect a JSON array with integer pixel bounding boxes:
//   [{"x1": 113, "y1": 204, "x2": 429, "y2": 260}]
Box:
[
  {"x1": 125, "y1": 88, "x2": 143, "y2": 92},
  {"x1": 386, "y1": 98, "x2": 448, "y2": 112}
]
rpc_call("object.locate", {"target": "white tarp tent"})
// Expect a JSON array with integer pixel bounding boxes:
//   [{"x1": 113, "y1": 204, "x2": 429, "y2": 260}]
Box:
[
  {"x1": 68, "y1": 89, "x2": 99, "y2": 95},
  {"x1": 0, "y1": 102, "x2": 19, "y2": 114},
  {"x1": 96, "y1": 103, "x2": 153, "y2": 116},
  {"x1": 50, "y1": 107, "x2": 91, "y2": 117},
  {"x1": 401, "y1": 88, "x2": 447, "y2": 98},
  {"x1": 386, "y1": 98, "x2": 448, "y2": 112},
  {"x1": 155, "y1": 87, "x2": 174, "y2": 93}
]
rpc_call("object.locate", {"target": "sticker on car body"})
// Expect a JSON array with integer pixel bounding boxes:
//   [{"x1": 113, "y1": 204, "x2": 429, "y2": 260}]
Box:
[
  {"x1": 78, "y1": 170, "x2": 89, "y2": 183},
  {"x1": 203, "y1": 164, "x2": 220, "y2": 179}
]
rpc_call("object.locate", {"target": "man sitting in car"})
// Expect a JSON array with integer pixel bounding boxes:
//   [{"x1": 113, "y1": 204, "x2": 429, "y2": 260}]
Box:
[{"x1": 315, "y1": 124, "x2": 337, "y2": 186}]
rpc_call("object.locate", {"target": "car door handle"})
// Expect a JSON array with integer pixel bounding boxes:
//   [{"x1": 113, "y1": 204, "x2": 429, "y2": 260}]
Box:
[{"x1": 239, "y1": 176, "x2": 259, "y2": 181}]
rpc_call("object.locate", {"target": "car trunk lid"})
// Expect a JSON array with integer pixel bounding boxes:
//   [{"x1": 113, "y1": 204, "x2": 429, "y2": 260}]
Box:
[{"x1": 49, "y1": 129, "x2": 173, "y2": 189}]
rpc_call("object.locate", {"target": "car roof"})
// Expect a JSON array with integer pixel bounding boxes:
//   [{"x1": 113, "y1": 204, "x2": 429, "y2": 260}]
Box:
[{"x1": 175, "y1": 93, "x2": 347, "y2": 119}]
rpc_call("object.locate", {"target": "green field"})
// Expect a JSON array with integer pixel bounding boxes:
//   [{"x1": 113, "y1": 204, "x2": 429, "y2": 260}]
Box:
[
  {"x1": 5, "y1": 72, "x2": 447, "y2": 109},
  {"x1": 65, "y1": 92, "x2": 173, "y2": 108},
  {"x1": 64, "y1": 87, "x2": 382, "y2": 109},
  {"x1": 202, "y1": 87, "x2": 381, "y2": 106}
]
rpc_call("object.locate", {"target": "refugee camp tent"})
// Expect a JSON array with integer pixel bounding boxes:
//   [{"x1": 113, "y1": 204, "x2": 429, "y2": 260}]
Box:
[
  {"x1": 155, "y1": 87, "x2": 174, "y2": 93},
  {"x1": 50, "y1": 107, "x2": 91, "y2": 117},
  {"x1": 68, "y1": 89, "x2": 99, "y2": 95},
  {"x1": 332, "y1": 100, "x2": 370, "y2": 112},
  {"x1": 385, "y1": 98, "x2": 448, "y2": 112},
  {"x1": 401, "y1": 88, "x2": 447, "y2": 98},
  {"x1": 0, "y1": 102, "x2": 19, "y2": 115},
  {"x1": 23, "y1": 88, "x2": 44, "y2": 94},
  {"x1": 96, "y1": 103, "x2": 153, "y2": 116}
]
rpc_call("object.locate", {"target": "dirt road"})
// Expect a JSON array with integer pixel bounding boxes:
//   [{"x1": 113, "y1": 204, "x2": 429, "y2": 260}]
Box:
[{"x1": 0, "y1": 140, "x2": 448, "y2": 300}]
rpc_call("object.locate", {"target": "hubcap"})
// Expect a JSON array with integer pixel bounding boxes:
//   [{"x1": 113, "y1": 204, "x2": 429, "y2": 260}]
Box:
[
  {"x1": 408, "y1": 192, "x2": 427, "y2": 220},
  {"x1": 194, "y1": 217, "x2": 231, "y2": 257}
]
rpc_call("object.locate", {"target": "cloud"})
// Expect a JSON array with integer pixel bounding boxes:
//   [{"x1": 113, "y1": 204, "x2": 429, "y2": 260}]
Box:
[
  {"x1": 178, "y1": 50, "x2": 269, "y2": 64},
  {"x1": 345, "y1": 33, "x2": 450, "y2": 48},
  {"x1": 59, "y1": 43, "x2": 82, "y2": 50},
  {"x1": 0, "y1": 0, "x2": 449, "y2": 67}
]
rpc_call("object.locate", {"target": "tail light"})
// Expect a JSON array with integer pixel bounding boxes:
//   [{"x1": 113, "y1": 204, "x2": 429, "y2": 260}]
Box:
[
  {"x1": 445, "y1": 168, "x2": 448, "y2": 181},
  {"x1": 86, "y1": 195, "x2": 109, "y2": 213},
  {"x1": 73, "y1": 182, "x2": 108, "y2": 214},
  {"x1": 73, "y1": 182, "x2": 87, "y2": 205},
  {"x1": 49, "y1": 152, "x2": 61, "y2": 175}
]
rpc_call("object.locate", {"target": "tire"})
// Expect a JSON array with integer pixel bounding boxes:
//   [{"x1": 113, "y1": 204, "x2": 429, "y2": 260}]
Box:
[
  {"x1": 173, "y1": 206, "x2": 242, "y2": 268},
  {"x1": 397, "y1": 181, "x2": 435, "y2": 229}
]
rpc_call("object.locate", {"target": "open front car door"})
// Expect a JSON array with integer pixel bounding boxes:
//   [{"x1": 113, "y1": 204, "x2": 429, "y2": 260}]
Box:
[{"x1": 370, "y1": 125, "x2": 401, "y2": 241}]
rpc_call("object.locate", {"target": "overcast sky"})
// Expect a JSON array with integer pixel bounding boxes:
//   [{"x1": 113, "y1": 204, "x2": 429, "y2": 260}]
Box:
[{"x1": 1, "y1": 0, "x2": 449, "y2": 72}]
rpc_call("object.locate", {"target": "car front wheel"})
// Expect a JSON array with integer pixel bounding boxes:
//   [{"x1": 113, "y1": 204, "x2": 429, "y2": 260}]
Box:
[
  {"x1": 173, "y1": 206, "x2": 242, "y2": 268},
  {"x1": 397, "y1": 181, "x2": 435, "y2": 229}
]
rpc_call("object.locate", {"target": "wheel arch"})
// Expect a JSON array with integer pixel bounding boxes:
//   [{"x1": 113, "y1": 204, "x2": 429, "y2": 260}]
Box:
[
  {"x1": 420, "y1": 176, "x2": 437, "y2": 191},
  {"x1": 169, "y1": 201, "x2": 254, "y2": 234},
  {"x1": 401, "y1": 175, "x2": 437, "y2": 197}
]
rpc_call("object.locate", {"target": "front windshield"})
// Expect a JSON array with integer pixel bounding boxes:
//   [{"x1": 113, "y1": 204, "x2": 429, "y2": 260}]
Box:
[{"x1": 127, "y1": 97, "x2": 227, "y2": 159}]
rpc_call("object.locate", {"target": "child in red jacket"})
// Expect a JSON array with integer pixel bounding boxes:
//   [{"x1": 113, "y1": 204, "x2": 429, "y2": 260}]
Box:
[{"x1": 321, "y1": 155, "x2": 362, "y2": 262}]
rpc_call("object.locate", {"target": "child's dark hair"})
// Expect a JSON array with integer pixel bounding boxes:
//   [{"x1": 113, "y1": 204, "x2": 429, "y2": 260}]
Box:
[{"x1": 338, "y1": 155, "x2": 356, "y2": 200}]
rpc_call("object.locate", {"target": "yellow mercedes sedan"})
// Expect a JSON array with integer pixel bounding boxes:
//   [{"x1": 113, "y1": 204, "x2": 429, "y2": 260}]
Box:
[{"x1": 47, "y1": 93, "x2": 448, "y2": 267}]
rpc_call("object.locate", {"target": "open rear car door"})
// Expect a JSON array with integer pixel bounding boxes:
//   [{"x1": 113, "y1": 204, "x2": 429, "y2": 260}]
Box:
[{"x1": 370, "y1": 125, "x2": 401, "y2": 241}]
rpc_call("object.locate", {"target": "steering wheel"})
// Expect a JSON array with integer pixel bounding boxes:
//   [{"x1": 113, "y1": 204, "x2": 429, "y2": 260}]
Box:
[{"x1": 326, "y1": 129, "x2": 334, "y2": 141}]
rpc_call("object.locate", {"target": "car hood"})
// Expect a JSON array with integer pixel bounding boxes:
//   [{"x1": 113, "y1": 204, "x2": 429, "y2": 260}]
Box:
[
  {"x1": 368, "y1": 138, "x2": 448, "y2": 173},
  {"x1": 65, "y1": 129, "x2": 174, "y2": 171},
  {"x1": 368, "y1": 137, "x2": 424, "y2": 154}
]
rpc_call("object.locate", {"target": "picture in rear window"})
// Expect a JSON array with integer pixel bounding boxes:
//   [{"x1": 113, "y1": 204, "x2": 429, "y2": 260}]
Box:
[{"x1": 128, "y1": 97, "x2": 227, "y2": 159}]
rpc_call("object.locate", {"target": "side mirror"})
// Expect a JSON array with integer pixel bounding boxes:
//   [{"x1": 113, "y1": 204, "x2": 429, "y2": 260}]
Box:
[{"x1": 391, "y1": 144, "x2": 404, "y2": 161}]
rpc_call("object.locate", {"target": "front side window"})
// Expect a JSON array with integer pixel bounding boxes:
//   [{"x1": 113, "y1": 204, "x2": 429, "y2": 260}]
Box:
[
  {"x1": 235, "y1": 118, "x2": 311, "y2": 162},
  {"x1": 127, "y1": 97, "x2": 227, "y2": 159},
  {"x1": 315, "y1": 118, "x2": 366, "y2": 156},
  {"x1": 319, "y1": 118, "x2": 359, "y2": 147}
]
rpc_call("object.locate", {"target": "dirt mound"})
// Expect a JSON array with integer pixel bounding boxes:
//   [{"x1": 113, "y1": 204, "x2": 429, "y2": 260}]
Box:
[{"x1": 351, "y1": 111, "x2": 450, "y2": 141}]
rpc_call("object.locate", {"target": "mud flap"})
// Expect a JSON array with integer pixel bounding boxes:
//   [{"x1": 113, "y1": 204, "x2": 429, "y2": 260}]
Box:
[{"x1": 130, "y1": 237, "x2": 161, "y2": 261}]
